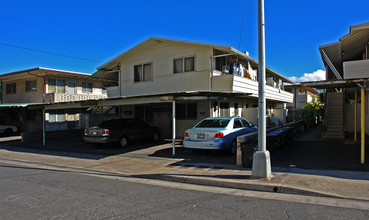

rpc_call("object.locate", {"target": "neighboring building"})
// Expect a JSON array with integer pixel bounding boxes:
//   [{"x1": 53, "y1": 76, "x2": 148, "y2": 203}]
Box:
[
  {"x1": 285, "y1": 85, "x2": 318, "y2": 110},
  {"x1": 91, "y1": 37, "x2": 294, "y2": 137},
  {"x1": 0, "y1": 67, "x2": 108, "y2": 104},
  {"x1": 303, "y1": 21, "x2": 369, "y2": 139},
  {"x1": 0, "y1": 67, "x2": 116, "y2": 131},
  {"x1": 285, "y1": 85, "x2": 318, "y2": 122}
]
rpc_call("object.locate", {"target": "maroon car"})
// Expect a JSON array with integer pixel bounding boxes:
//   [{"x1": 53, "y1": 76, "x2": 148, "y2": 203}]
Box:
[{"x1": 83, "y1": 118, "x2": 160, "y2": 148}]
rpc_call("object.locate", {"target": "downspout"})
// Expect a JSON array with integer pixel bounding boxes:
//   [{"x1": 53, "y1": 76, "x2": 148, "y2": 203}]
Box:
[
  {"x1": 209, "y1": 57, "x2": 212, "y2": 91},
  {"x1": 118, "y1": 64, "x2": 122, "y2": 97},
  {"x1": 43, "y1": 76, "x2": 46, "y2": 103}
]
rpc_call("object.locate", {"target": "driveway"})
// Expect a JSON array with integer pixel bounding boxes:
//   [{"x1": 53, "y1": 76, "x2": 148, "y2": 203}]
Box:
[{"x1": 0, "y1": 126, "x2": 368, "y2": 171}]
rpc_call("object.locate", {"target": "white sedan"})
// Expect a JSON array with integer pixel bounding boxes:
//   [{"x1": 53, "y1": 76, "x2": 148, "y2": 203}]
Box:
[{"x1": 183, "y1": 117, "x2": 257, "y2": 154}]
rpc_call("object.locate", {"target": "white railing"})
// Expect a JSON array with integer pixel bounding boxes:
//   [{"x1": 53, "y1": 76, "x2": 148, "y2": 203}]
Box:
[
  {"x1": 343, "y1": 59, "x2": 369, "y2": 79},
  {"x1": 44, "y1": 93, "x2": 107, "y2": 103},
  {"x1": 211, "y1": 74, "x2": 293, "y2": 103}
]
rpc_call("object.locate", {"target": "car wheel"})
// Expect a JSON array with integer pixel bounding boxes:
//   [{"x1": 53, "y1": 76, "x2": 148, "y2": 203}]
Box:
[
  {"x1": 230, "y1": 140, "x2": 237, "y2": 155},
  {"x1": 152, "y1": 132, "x2": 159, "y2": 142},
  {"x1": 120, "y1": 136, "x2": 128, "y2": 148}
]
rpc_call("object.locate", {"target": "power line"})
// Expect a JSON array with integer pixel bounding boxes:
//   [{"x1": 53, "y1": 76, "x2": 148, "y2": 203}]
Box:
[
  {"x1": 238, "y1": 0, "x2": 247, "y2": 50},
  {"x1": 0, "y1": 42, "x2": 101, "y2": 63}
]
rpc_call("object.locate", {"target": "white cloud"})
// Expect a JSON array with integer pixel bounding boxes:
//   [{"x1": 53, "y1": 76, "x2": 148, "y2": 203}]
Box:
[{"x1": 288, "y1": 69, "x2": 326, "y2": 84}]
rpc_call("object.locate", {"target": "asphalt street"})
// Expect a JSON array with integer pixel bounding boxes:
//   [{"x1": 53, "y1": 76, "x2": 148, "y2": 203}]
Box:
[{"x1": 0, "y1": 161, "x2": 368, "y2": 220}]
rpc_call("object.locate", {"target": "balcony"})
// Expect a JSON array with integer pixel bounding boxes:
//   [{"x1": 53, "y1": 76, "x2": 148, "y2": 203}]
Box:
[
  {"x1": 44, "y1": 93, "x2": 107, "y2": 103},
  {"x1": 343, "y1": 59, "x2": 369, "y2": 79},
  {"x1": 211, "y1": 74, "x2": 293, "y2": 103}
]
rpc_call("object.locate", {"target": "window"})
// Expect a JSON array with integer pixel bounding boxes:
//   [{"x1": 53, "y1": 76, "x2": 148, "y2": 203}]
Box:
[
  {"x1": 176, "y1": 103, "x2": 197, "y2": 119},
  {"x1": 173, "y1": 56, "x2": 195, "y2": 73},
  {"x1": 26, "y1": 80, "x2": 37, "y2": 92},
  {"x1": 82, "y1": 82, "x2": 92, "y2": 93},
  {"x1": 6, "y1": 83, "x2": 16, "y2": 94},
  {"x1": 49, "y1": 110, "x2": 65, "y2": 122},
  {"x1": 67, "y1": 81, "x2": 76, "y2": 94},
  {"x1": 240, "y1": 118, "x2": 252, "y2": 127},
  {"x1": 233, "y1": 119, "x2": 243, "y2": 128},
  {"x1": 134, "y1": 63, "x2": 152, "y2": 82},
  {"x1": 48, "y1": 79, "x2": 65, "y2": 93}
]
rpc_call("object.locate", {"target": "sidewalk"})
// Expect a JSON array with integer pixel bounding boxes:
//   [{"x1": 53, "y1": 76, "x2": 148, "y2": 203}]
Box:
[{"x1": 0, "y1": 141, "x2": 369, "y2": 202}]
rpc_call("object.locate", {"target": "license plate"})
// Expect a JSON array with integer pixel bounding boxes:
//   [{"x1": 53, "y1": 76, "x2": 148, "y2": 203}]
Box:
[{"x1": 197, "y1": 133, "x2": 205, "y2": 139}]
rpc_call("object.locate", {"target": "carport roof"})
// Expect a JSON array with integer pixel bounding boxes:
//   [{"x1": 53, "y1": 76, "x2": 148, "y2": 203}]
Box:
[
  {"x1": 19, "y1": 91, "x2": 255, "y2": 110},
  {"x1": 0, "y1": 103, "x2": 30, "y2": 108},
  {"x1": 301, "y1": 78, "x2": 368, "y2": 89}
]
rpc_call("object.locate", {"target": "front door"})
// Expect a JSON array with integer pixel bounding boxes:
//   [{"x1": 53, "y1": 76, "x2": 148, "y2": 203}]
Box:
[{"x1": 67, "y1": 81, "x2": 76, "y2": 94}]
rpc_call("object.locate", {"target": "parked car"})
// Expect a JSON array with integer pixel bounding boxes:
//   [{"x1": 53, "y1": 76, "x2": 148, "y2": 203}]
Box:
[
  {"x1": 0, "y1": 125, "x2": 18, "y2": 136},
  {"x1": 83, "y1": 118, "x2": 160, "y2": 148},
  {"x1": 183, "y1": 117, "x2": 257, "y2": 154}
]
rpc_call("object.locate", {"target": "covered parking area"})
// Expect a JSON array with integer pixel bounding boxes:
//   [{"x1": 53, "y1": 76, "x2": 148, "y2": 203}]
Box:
[{"x1": 25, "y1": 91, "x2": 258, "y2": 155}]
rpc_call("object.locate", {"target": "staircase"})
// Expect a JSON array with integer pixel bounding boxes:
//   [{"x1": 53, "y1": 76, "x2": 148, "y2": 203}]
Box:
[{"x1": 323, "y1": 92, "x2": 344, "y2": 138}]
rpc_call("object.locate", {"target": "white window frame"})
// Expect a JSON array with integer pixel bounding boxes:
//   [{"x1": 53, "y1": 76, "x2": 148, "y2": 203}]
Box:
[
  {"x1": 48, "y1": 110, "x2": 65, "y2": 123},
  {"x1": 48, "y1": 79, "x2": 65, "y2": 93},
  {"x1": 82, "y1": 82, "x2": 92, "y2": 93},
  {"x1": 134, "y1": 62, "x2": 153, "y2": 83},
  {"x1": 25, "y1": 80, "x2": 37, "y2": 92},
  {"x1": 173, "y1": 55, "x2": 195, "y2": 73},
  {"x1": 6, "y1": 83, "x2": 16, "y2": 94},
  {"x1": 67, "y1": 81, "x2": 76, "y2": 94}
]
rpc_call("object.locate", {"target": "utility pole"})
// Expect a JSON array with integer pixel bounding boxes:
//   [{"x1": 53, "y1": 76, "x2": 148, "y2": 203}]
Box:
[{"x1": 252, "y1": 0, "x2": 272, "y2": 179}]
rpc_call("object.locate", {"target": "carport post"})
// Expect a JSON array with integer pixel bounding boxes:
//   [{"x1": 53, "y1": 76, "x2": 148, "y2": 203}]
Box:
[
  {"x1": 361, "y1": 88, "x2": 365, "y2": 164},
  {"x1": 355, "y1": 91, "x2": 357, "y2": 142},
  {"x1": 172, "y1": 100, "x2": 176, "y2": 155},
  {"x1": 42, "y1": 108, "x2": 46, "y2": 146}
]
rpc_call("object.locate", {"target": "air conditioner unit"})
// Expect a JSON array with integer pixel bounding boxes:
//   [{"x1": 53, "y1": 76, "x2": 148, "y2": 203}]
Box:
[{"x1": 222, "y1": 65, "x2": 230, "y2": 73}]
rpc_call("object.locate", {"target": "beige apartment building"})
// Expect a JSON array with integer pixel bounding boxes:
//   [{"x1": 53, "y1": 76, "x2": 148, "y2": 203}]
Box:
[{"x1": 0, "y1": 67, "x2": 115, "y2": 131}]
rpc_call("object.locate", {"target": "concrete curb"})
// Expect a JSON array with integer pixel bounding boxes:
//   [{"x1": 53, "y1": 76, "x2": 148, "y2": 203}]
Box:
[
  {"x1": 2, "y1": 156, "x2": 369, "y2": 201},
  {"x1": 133, "y1": 173, "x2": 358, "y2": 200}
]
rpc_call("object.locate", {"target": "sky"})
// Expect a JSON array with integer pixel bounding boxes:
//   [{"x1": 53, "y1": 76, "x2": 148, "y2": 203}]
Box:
[{"x1": 1, "y1": 0, "x2": 368, "y2": 83}]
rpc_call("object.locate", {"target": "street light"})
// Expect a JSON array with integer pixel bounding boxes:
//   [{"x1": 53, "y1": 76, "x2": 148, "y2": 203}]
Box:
[{"x1": 252, "y1": 0, "x2": 272, "y2": 179}]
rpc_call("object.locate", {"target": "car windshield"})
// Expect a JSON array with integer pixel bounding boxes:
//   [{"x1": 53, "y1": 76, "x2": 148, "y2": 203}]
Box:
[{"x1": 195, "y1": 119, "x2": 230, "y2": 128}]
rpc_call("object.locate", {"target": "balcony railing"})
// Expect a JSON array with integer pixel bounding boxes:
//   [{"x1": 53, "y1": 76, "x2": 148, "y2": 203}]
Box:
[
  {"x1": 44, "y1": 93, "x2": 107, "y2": 103},
  {"x1": 211, "y1": 74, "x2": 293, "y2": 103},
  {"x1": 343, "y1": 59, "x2": 369, "y2": 79}
]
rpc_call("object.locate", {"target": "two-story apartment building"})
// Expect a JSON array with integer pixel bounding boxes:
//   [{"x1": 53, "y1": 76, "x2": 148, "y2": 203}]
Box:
[
  {"x1": 303, "y1": 21, "x2": 369, "y2": 140},
  {"x1": 0, "y1": 67, "x2": 115, "y2": 131},
  {"x1": 91, "y1": 37, "x2": 294, "y2": 137}
]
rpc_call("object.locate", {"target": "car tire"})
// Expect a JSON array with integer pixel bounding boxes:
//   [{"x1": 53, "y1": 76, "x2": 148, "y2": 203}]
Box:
[
  {"x1": 119, "y1": 136, "x2": 128, "y2": 148},
  {"x1": 152, "y1": 132, "x2": 159, "y2": 142},
  {"x1": 230, "y1": 140, "x2": 237, "y2": 155}
]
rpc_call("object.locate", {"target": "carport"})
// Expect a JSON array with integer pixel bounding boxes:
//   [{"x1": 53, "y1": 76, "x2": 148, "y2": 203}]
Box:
[{"x1": 34, "y1": 91, "x2": 254, "y2": 155}]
